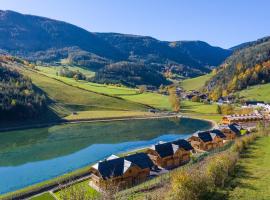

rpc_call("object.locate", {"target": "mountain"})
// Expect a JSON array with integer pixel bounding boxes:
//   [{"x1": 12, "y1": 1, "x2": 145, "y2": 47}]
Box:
[
  {"x1": 205, "y1": 36, "x2": 270, "y2": 100},
  {"x1": 97, "y1": 33, "x2": 232, "y2": 72},
  {"x1": 230, "y1": 36, "x2": 270, "y2": 51},
  {"x1": 0, "y1": 10, "x2": 232, "y2": 86}
]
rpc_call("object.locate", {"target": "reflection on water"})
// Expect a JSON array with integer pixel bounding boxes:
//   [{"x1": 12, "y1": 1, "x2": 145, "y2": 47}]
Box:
[{"x1": 0, "y1": 118, "x2": 211, "y2": 194}]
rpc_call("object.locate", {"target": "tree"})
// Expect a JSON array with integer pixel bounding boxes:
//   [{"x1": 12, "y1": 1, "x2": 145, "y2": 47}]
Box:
[
  {"x1": 217, "y1": 105, "x2": 222, "y2": 114},
  {"x1": 168, "y1": 86, "x2": 180, "y2": 112},
  {"x1": 138, "y1": 85, "x2": 146, "y2": 94}
]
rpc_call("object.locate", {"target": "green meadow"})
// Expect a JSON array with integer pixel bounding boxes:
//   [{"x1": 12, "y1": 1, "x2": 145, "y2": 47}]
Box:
[
  {"x1": 238, "y1": 83, "x2": 270, "y2": 103},
  {"x1": 180, "y1": 73, "x2": 213, "y2": 91},
  {"x1": 227, "y1": 136, "x2": 270, "y2": 200}
]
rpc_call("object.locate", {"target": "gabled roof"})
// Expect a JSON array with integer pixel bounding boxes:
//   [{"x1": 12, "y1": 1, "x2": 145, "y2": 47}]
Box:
[
  {"x1": 93, "y1": 157, "x2": 133, "y2": 179},
  {"x1": 93, "y1": 153, "x2": 154, "y2": 179},
  {"x1": 210, "y1": 129, "x2": 226, "y2": 138},
  {"x1": 124, "y1": 153, "x2": 154, "y2": 169},
  {"x1": 172, "y1": 139, "x2": 193, "y2": 151},
  {"x1": 228, "y1": 123, "x2": 242, "y2": 135},
  {"x1": 192, "y1": 131, "x2": 213, "y2": 142},
  {"x1": 151, "y1": 142, "x2": 174, "y2": 158}
]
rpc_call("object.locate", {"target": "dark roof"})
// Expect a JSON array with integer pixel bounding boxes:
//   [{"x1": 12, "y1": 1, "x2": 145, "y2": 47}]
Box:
[
  {"x1": 172, "y1": 139, "x2": 193, "y2": 151},
  {"x1": 153, "y1": 142, "x2": 174, "y2": 158},
  {"x1": 228, "y1": 123, "x2": 241, "y2": 135},
  {"x1": 124, "y1": 153, "x2": 154, "y2": 169},
  {"x1": 95, "y1": 157, "x2": 130, "y2": 179},
  {"x1": 246, "y1": 101, "x2": 264, "y2": 105},
  {"x1": 211, "y1": 129, "x2": 226, "y2": 138},
  {"x1": 192, "y1": 131, "x2": 213, "y2": 142}
]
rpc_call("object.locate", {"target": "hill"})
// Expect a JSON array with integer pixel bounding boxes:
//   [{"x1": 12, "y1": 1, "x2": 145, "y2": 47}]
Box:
[
  {"x1": 0, "y1": 10, "x2": 232, "y2": 86},
  {"x1": 205, "y1": 36, "x2": 270, "y2": 100},
  {"x1": 0, "y1": 57, "x2": 46, "y2": 121},
  {"x1": 180, "y1": 73, "x2": 213, "y2": 91}
]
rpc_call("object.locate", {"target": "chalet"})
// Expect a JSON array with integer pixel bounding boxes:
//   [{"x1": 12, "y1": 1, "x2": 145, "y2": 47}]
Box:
[
  {"x1": 188, "y1": 130, "x2": 226, "y2": 151},
  {"x1": 146, "y1": 139, "x2": 193, "y2": 169},
  {"x1": 219, "y1": 123, "x2": 247, "y2": 139},
  {"x1": 245, "y1": 101, "x2": 264, "y2": 107},
  {"x1": 89, "y1": 153, "x2": 154, "y2": 190},
  {"x1": 221, "y1": 114, "x2": 263, "y2": 125}
]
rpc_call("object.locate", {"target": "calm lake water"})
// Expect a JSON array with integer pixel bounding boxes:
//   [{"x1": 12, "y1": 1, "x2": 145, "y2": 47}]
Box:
[{"x1": 0, "y1": 118, "x2": 211, "y2": 194}]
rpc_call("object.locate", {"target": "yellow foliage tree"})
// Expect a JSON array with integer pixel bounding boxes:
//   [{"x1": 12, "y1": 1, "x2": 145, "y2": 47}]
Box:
[{"x1": 168, "y1": 86, "x2": 180, "y2": 112}]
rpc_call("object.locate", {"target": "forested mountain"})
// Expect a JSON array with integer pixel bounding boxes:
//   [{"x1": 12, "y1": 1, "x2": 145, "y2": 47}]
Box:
[
  {"x1": 0, "y1": 56, "x2": 47, "y2": 120},
  {"x1": 205, "y1": 36, "x2": 270, "y2": 100},
  {"x1": 0, "y1": 10, "x2": 232, "y2": 86},
  {"x1": 91, "y1": 62, "x2": 171, "y2": 87}
]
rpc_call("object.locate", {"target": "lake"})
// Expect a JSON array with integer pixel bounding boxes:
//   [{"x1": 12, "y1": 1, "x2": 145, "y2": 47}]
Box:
[{"x1": 0, "y1": 117, "x2": 211, "y2": 194}]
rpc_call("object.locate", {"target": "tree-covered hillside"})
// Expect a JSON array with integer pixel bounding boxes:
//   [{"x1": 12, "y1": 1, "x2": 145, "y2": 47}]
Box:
[
  {"x1": 0, "y1": 10, "x2": 232, "y2": 86},
  {"x1": 0, "y1": 57, "x2": 46, "y2": 120},
  {"x1": 91, "y1": 61, "x2": 171, "y2": 87},
  {"x1": 205, "y1": 36, "x2": 270, "y2": 100}
]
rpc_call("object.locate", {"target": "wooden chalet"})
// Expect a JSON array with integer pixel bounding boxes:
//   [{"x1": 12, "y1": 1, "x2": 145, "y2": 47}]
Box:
[
  {"x1": 188, "y1": 130, "x2": 226, "y2": 151},
  {"x1": 219, "y1": 123, "x2": 247, "y2": 139},
  {"x1": 89, "y1": 153, "x2": 154, "y2": 190},
  {"x1": 146, "y1": 139, "x2": 193, "y2": 169},
  {"x1": 222, "y1": 114, "x2": 263, "y2": 125}
]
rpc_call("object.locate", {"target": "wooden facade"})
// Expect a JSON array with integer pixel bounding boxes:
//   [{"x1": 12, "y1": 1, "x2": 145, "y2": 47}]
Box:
[
  {"x1": 188, "y1": 131, "x2": 225, "y2": 151},
  {"x1": 146, "y1": 140, "x2": 193, "y2": 169},
  {"x1": 222, "y1": 114, "x2": 263, "y2": 125},
  {"x1": 89, "y1": 153, "x2": 154, "y2": 191}
]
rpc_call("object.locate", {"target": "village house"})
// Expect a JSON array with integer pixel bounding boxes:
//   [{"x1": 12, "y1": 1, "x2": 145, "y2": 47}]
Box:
[
  {"x1": 146, "y1": 139, "x2": 193, "y2": 169},
  {"x1": 221, "y1": 113, "x2": 263, "y2": 125},
  {"x1": 219, "y1": 123, "x2": 247, "y2": 139},
  {"x1": 89, "y1": 153, "x2": 154, "y2": 191},
  {"x1": 188, "y1": 130, "x2": 226, "y2": 151}
]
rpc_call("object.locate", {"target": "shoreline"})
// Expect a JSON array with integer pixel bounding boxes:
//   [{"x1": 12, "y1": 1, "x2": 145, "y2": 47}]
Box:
[{"x1": 0, "y1": 113, "x2": 178, "y2": 133}]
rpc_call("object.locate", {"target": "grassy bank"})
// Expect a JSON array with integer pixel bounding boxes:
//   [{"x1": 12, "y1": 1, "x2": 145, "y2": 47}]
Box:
[{"x1": 226, "y1": 136, "x2": 270, "y2": 200}]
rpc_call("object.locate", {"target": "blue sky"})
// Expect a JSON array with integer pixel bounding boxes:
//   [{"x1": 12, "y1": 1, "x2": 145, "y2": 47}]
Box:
[{"x1": 0, "y1": 0, "x2": 269, "y2": 48}]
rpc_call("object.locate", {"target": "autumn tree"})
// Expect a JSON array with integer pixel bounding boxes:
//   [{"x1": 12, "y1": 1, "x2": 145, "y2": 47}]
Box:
[{"x1": 168, "y1": 86, "x2": 180, "y2": 112}]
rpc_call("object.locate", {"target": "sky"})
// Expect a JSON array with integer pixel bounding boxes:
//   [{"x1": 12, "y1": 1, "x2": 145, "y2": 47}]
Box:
[{"x1": 0, "y1": 0, "x2": 269, "y2": 48}]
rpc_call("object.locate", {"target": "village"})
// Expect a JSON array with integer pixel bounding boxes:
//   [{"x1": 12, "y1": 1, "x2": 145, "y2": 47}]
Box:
[{"x1": 87, "y1": 100, "x2": 270, "y2": 192}]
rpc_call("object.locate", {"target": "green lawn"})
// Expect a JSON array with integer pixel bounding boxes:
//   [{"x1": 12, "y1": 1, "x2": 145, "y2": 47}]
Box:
[
  {"x1": 21, "y1": 68, "x2": 148, "y2": 116},
  {"x1": 35, "y1": 66, "x2": 171, "y2": 110},
  {"x1": 180, "y1": 73, "x2": 213, "y2": 91},
  {"x1": 54, "y1": 179, "x2": 99, "y2": 200},
  {"x1": 36, "y1": 65, "x2": 95, "y2": 78},
  {"x1": 238, "y1": 83, "x2": 270, "y2": 103},
  {"x1": 64, "y1": 110, "x2": 155, "y2": 121},
  {"x1": 30, "y1": 192, "x2": 55, "y2": 200},
  {"x1": 227, "y1": 136, "x2": 270, "y2": 200}
]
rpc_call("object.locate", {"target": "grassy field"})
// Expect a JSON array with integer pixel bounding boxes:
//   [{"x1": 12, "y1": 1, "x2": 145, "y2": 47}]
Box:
[
  {"x1": 238, "y1": 83, "x2": 270, "y2": 103},
  {"x1": 64, "y1": 110, "x2": 155, "y2": 120},
  {"x1": 35, "y1": 66, "x2": 171, "y2": 110},
  {"x1": 180, "y1": 73, "x2": 213, "y2": 91},
  {"x1": 227, "y1": 136, "x2": 270, "y2": 200},
  {"x1": 54, "y1": 179, "x2": 99, "y2": 200},
  {"x1": 20, "y1": 68, "x2": 148, "y2": 115},
  {"x1": 36, "y1": 65, "x2": 95, "y2": 78},
  {"x1": 30, "y1": 192, "x2": 55, "y2": 200}
]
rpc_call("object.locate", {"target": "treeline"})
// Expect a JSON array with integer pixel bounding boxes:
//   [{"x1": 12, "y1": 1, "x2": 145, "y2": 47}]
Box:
[
  {"x1": 91, "y1": 61, "x2": 171, "y2": 87},
  {"x1": 0, "y1": 64, "x2": 47, "y2": 120},
  {"x1": 206, "y1": 36, "x2": 270, "y2": 100}
]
